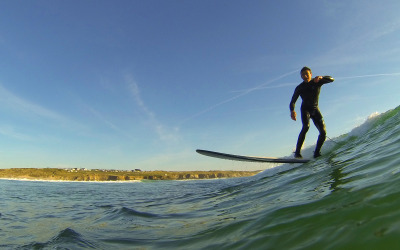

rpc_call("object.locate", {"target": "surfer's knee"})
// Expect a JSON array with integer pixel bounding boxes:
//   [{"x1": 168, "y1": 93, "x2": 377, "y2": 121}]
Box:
[
  {"x1": 315, "y1": 119, "x2": 326, "y2": 135},
  {"x1": 319, "y1": 132, "x2": 326, "y2": 141},
  {"x1": 301, "y1": 123, "x2": 310, "y2": 133},
  {"x1": 319, "y1": 126, "x2": 326, "y2": 137}
]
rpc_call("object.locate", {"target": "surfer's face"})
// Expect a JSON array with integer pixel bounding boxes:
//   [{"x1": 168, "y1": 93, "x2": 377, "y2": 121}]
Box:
[{"x1": 301, "y1": 70, "x2": 312, "y2": 83}]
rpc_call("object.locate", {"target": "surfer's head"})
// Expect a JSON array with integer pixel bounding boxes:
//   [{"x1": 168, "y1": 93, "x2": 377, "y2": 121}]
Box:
[{"x1": 300, "y1": 66, "x2": 312, "y2": 82}]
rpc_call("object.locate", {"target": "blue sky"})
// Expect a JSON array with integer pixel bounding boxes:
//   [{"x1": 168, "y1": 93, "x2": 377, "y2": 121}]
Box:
[{"x1": 0, "y1": 0, "x2": 399, "y2": 171}]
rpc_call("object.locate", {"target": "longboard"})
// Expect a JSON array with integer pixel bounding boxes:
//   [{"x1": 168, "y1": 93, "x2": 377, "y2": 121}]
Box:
[{"x1": 196, "y1": 149, "x2": 310, "y2": 164}]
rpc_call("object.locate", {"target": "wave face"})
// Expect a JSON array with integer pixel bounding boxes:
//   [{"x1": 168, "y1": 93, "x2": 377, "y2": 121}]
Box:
[{"x1": 0, "y1": 106, "x2": 399, "y2": 249}]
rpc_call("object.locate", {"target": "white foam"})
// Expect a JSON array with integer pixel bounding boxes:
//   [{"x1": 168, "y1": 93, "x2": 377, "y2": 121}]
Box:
[
  {"x1": 285, "y1": 111, "x2": 382, "y2": 159},
  {"x1": 0, "y1": 177, "x2": 141, "y2": 183},
  {"x1": 346, "y1": 112, "x2": 380, "y2": 138}
]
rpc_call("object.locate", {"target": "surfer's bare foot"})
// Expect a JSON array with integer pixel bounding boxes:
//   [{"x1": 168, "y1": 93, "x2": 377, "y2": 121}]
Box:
[
  {"x1": 294, "y1": 152, "x2": 302, "y2": 158},
  {"x1": 314, "y1": 152, "x2": 321, "y2": 158}
]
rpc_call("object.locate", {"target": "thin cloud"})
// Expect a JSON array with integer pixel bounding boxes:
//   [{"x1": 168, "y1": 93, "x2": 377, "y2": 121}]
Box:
[
  {"x1": 312, "y1": 16, "x2": 400, "y2": 68},
  {"x1": 125, "y1": 74, "x2": 179, "y2": 142},
  {"x1": 0, "y1": 125, "x2": 34, "y2": 141},
  {"x1": 84, "y1": 105, "x2": 132, "y2": 137},
  {"x1": 230, "y1": 82, "x2": 297, "y2": 94},
  {"x1": 0, "y1": 84, "x2": 83, "y2": 131},
  {"x1": 0, "y1": 84, "x2": 66, "y2": 122},
  {"x1": 0, "y1": 83, "x2": 88, "y2": 141},
  {"x1": 336, "y1": 72, "x2": 400, "y2": 80},
  {"x1": 181, "y1": 69, "x2": 298, "y2": 124}
]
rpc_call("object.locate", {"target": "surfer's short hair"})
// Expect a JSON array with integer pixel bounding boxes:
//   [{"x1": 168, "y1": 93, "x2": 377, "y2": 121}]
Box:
[{"x1": 300, "y1": 67, "x2": 312, "y2": 74}]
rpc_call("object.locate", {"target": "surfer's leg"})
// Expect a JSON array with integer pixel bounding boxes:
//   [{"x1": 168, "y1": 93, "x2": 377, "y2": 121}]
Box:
[
  {"x1": 312, "y1": 109, "x2": 326, "y2": 157},
  {"x1": 295, "y1": 110, "x2": 310, "y2": 157}
]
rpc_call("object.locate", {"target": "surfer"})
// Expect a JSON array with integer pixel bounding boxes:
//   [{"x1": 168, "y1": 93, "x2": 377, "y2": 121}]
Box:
[{"x1": 289, "y1": 67, "x2": 334, "y2": 158}]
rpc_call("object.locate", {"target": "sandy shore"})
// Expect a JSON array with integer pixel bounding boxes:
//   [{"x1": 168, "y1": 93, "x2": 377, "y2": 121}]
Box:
[{"x1": 0, "y1": 168, "x2": 261, "y2": 181}]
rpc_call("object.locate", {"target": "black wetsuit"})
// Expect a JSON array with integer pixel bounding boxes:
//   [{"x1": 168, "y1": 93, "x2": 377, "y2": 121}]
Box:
[{"x1": 289, "y1": 77, "x2": 333, "y2": 156}]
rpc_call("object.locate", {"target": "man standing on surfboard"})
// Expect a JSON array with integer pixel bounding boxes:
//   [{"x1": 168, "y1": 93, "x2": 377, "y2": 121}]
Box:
[{"x1": 289, "y1": 67, "x2": 334, "y2": 158}]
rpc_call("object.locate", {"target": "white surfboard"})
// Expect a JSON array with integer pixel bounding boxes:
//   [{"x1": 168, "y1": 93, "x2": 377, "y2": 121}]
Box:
[{"x1": 196, "y1": 149, "x2": 310, "y2": 164}]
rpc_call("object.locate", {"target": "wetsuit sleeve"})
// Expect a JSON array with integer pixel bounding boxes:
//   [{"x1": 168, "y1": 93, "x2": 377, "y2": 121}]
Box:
[
  {"x1": 318, "y1": 76, "x2": 335, "y2": 85},
  {"x1": 289, "y1": 87, "x2": 300, "y2": 111}
]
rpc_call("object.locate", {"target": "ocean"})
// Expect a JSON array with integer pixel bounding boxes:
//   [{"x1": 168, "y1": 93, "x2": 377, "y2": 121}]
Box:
[{"x1": 1, "y1": 106, "x2": 399, "y2": 249}]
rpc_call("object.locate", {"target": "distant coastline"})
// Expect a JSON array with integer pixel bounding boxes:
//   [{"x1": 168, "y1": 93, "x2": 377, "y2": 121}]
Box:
[{"x1": 0, "y1": 168, "x2": 261, "y2": 182}]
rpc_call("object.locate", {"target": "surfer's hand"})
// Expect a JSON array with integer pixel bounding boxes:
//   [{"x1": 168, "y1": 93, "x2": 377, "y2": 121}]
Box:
[
  {"x1": 291, "y1": 111, "x2": 297, "y2": 121},
  {"x1": 314, "y1": 76, "x2": 323, "y2": 83}
]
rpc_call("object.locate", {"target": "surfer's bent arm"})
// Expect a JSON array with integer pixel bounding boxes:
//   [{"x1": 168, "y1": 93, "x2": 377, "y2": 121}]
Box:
[
  {"x1": 319, "y1": 76, "x2": 335, "y2": 85},
  {"x1": 314, "y1": 76, "x2": 323, "y2": 83}
]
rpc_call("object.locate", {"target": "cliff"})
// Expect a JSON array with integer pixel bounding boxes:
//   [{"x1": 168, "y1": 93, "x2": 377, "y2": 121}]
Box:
[{"x1": 0, "y1": 168, "x2": 261, "y2": 181}]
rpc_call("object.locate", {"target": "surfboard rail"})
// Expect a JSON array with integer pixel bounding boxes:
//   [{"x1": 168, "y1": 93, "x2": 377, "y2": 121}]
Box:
[{"x1": 196, "y1": 149, "x2": 310, "y2": 164}]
